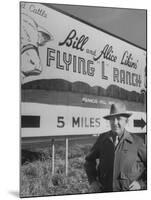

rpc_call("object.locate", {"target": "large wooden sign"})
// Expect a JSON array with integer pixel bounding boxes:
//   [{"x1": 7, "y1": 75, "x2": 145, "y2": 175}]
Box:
[{"x1": 21, "y1": 2, "x2": 146, "y2": 137}]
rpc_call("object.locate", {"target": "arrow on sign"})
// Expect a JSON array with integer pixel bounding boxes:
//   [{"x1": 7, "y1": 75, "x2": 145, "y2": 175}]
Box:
[{"x1": 134, "y1": 118, "x2": 146, "y2": 129}]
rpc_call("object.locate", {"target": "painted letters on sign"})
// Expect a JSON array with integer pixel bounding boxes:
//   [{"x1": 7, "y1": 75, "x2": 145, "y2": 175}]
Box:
[
  {"x1": 21, "y1": 3, "x2": 146, "y2": 137},
  {"x1": 21, "y1": 2, "x2": 146, "y2": 94}
]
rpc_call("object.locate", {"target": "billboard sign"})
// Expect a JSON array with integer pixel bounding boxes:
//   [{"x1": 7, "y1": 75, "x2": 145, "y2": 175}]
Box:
[{"x1": 21, "y1": 2, "x2": 146, "y2": 137}]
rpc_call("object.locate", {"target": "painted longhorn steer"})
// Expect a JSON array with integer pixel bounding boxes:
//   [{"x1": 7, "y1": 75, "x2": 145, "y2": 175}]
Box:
[{"x1": 21, "y1": 13, "x2": 53, "y2": 81}]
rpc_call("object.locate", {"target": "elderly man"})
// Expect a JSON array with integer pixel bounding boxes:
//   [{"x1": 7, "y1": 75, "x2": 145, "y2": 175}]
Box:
[{"x1": 84, "y1": 102, "x2": 146, "y2": 192}]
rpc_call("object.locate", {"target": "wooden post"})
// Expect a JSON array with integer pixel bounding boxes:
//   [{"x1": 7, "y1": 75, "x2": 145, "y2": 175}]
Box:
[
  {"x1": 52, "y1": 139, "x2": 55, "y2": 175},
  {"x1": 65, "y1": 137, "x2": 69, "y2": 176},
  {"x1": 144, "y1": 92, "x2": 147, "y2": 145}
]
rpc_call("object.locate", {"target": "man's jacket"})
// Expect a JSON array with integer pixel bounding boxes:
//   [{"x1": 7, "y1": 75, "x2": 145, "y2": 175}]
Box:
[{"x1": 84, "y1": 130, "x2": 147, "y2": 192}]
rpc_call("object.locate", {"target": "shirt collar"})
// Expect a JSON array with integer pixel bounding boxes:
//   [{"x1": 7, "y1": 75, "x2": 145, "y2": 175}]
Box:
[{"x1": 103, "y1": 129, "x2": 133, "y2": 143}]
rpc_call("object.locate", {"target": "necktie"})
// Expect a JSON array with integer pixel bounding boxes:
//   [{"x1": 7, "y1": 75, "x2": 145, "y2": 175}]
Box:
[{"x1": 114, "y1": 135, "x2": 119, "y2": 147}]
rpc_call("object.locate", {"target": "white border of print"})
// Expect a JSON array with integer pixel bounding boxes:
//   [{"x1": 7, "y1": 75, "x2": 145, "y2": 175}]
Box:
[{"x1": 0, "y1": 0, "x2": 150, "y2": 200}]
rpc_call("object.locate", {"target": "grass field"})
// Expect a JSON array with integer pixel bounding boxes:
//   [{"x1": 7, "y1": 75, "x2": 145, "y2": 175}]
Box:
[{"x1": 20, "y1": 136, "x2": 97, "y2": 197}]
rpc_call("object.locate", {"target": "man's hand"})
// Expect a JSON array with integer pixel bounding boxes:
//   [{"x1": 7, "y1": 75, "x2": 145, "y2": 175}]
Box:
[
  {"x1": 129, "y1": 181, "x2": 141, "y2": 190},
  {"x1": 90, "y1": 181, "x2": 103, "y2": 192}
]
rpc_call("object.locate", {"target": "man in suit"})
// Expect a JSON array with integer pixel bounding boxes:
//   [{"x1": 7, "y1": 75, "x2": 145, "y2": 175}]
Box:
[{"x1": 84, "y1": 102, "x2": 146, "y2": 192}]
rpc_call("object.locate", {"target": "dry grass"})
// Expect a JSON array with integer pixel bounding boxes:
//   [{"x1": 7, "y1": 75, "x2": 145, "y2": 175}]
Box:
[{"x1": 20, "y1": 139, "x2": 93, "y2": 197}]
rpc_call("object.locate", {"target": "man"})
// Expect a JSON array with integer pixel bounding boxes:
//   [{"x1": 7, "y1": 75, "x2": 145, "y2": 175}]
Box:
[{"x1": 84, "y1": 102, "x2": 146, "y2": 192}]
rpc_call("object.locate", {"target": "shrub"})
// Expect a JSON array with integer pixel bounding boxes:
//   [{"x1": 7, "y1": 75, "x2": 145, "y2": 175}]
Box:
[{"x1": 51, "y1": 174, "x2": 65, "y2": 186}]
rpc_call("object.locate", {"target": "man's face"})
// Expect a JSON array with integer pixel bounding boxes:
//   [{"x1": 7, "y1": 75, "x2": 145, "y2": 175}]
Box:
[{"x1": 109, "y1": 116, "x2": 128, "y2": 136}]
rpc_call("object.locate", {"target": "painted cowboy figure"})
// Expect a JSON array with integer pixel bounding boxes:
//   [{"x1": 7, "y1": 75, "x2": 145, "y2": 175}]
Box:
[
  {"x1": 84, "y1": 102, "x2": 147, "y2": 192},
  {"x1": 21, "y1": 13, "x2": 53, "y2": 80}
]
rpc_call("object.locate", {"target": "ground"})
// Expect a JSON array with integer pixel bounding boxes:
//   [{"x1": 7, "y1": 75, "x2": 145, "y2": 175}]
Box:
[{"x1": 20, "y1": 135, "x2": 97, "y2": 197}]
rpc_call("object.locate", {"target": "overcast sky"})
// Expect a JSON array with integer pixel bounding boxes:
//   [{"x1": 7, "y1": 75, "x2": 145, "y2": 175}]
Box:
[{"x1": 45, "y1": 3, "x2": 146, "y2": 50}]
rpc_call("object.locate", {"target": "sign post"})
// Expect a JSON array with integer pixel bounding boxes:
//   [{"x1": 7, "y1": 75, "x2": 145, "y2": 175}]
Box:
[
  {"x1": 65, "y1": 137, "x2": 69, "y2": 176},
  {"x1": 52, "y1": 139, "x2": 55, "y2": 175}
]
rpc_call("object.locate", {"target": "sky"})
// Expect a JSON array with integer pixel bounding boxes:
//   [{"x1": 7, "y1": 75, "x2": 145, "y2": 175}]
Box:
[{"x1": 44, "y1": 3, "x2": 146, "y2": 50}]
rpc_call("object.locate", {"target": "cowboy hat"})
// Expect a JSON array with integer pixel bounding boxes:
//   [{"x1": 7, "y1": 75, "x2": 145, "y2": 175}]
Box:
[
  {"x1": 21, "y1": 13, "x2": 53, "y2": 47},
  {"x1": 103, "y1": 102, "x2": 132, "y2": 120},
  {"x1": 37, "y1": 25, "x2": 54, "y2": 46}
]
